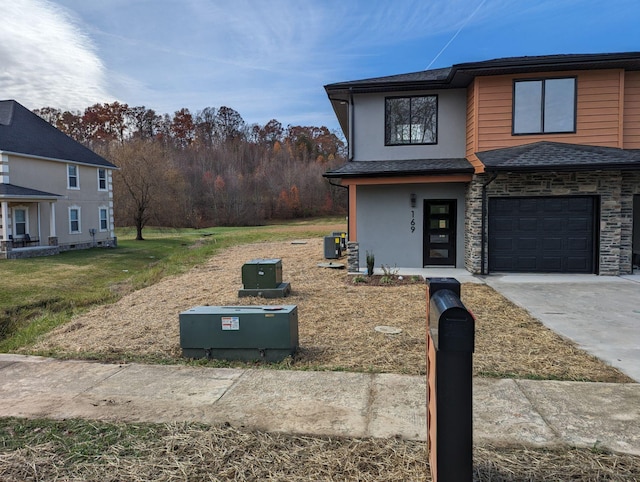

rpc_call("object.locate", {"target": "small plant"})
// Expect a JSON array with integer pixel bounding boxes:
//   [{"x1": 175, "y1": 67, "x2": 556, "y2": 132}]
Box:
[
  {"x1": 365, "y1": 251, "x2": 375, "y2": 276},
  {"x1": 380, "y1": 264, "x2": 399, "y2": 278},
  {"x1": 353, "y1": 275, "x2": 367, "y2": 284}
]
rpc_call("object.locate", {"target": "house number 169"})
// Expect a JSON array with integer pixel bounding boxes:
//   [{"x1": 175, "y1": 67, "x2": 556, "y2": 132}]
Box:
[{"x1": 411, "y1": 210, "x2": 416, "y2": 233}]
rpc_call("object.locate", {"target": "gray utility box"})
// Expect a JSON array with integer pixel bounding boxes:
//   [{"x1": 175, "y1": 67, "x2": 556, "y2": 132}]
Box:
[
  {"x1": 179, "y1": 305, "x2": 298, "y2": 362},
  {"x1": 324, "y1": 235, "x2": 342, "y2": 259}
]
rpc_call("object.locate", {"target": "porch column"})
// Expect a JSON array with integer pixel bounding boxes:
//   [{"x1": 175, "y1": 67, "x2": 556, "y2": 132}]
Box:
[
  {"x1": 49, "y1": 202, "x2": 56, "y2": 237},
  {"x1": 1, "y1": 201, "x2": 10, "y2": 251},
  {"x1": 37, "y1": 203, "x2": 42, "y2": 245}
]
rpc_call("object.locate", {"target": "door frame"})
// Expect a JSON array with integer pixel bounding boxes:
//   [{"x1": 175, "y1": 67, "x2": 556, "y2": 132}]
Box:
[{"x1": 423, "y1": 199, "x2": 457, "y2": 266}]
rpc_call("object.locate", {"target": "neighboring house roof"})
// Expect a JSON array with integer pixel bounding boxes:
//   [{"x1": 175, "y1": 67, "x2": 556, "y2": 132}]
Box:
[
  {"x1": 477, "y1": 142, "x2": 640, "y2": 172},
  {"x1": 0, "y1": 100, "x2": 116, "y2": 168},
  {"x1": 323, "y1": 158, "x2": 474, "y2": 179},
  {"x1": 0, "y1": 183, "x2": 61, "y2": 199}
]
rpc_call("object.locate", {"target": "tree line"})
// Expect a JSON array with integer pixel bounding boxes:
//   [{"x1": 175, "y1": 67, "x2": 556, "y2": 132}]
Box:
[{"x1": 34, "y1": 103, "x2": 347, "y2": 238}]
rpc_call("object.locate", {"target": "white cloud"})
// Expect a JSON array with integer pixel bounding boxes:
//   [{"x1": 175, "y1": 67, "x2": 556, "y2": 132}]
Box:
[{"x1": 0, "y1": 0, "x2": 112, "y2": 110}]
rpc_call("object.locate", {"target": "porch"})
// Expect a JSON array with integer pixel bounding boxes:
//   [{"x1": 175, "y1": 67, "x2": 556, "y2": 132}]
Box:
[{"x1": 1, "y1": 243, "x2": 60, "y2": 259}]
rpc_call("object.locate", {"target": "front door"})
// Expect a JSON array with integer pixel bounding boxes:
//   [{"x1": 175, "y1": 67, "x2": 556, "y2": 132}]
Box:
[{"x1": 424, "y1": 200, "x2": 456, "y2": 266}]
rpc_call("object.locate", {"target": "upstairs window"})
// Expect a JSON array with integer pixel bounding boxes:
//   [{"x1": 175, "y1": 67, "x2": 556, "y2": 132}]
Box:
[
  {"x1": 67, "y1": 165, "x2": 79, "y2": 189},
  {"x1": 385, "y1": 95, "x2": 437, "y2": 145},
  {"x1": 513, "y1": 78, "x2": 576, "y2": 135},
  {"x1": 98, "y1": 168, "x2": 107, "y2": 191}
]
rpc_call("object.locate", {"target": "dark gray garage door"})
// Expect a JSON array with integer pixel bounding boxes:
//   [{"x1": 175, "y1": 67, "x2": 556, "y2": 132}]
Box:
[{"x1": 488, "y1": 196, "x2": 596, "y2": 273}]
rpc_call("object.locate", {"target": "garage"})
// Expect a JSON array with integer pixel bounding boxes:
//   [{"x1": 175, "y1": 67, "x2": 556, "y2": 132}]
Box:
[{"x1": 488, "y1": 196, "x2": 597, "y2": 273}]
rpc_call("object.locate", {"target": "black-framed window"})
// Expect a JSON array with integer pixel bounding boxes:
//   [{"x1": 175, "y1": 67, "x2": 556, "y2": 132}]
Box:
[
  {"x1": 385, "y1": 95, "x2": 437, "y2": 145},
  {"x1": 513, "y1": 77, "x2": 576, "y2": 135}
]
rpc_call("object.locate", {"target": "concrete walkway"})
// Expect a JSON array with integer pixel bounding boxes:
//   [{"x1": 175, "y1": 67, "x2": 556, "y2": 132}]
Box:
[{"x1": 1, "y1": 354, "x2": 639, "y2": 455}]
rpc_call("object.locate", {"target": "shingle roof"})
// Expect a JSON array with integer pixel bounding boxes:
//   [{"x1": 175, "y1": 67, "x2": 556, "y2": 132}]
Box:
[
  {"x1": 325, "y1": 52, "x2": 640, "y2": 94},
  {"x1": 323, "y1": 158, "x2": 474, "y2": 179},
  {"x1": 477, "y1": 142, "x2": 640, "y2": 172},
  {"x1": 0, "y1": 183, "x2": 61, "y2": 199},
  {"x1": 0, "y1": 100, "x2": 116, "y2": 168}
]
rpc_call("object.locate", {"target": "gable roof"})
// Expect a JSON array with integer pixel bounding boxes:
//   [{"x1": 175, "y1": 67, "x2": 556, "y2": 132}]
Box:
[
  {"x1": 323, "y1": 158, "x2": 474, "y2": 179},
  {"x1": 477, "y1": 142, "x2": 640, "y2": 172},
  {"x1": 0, "y1": 100, "x2": 116, "y2": 168}
]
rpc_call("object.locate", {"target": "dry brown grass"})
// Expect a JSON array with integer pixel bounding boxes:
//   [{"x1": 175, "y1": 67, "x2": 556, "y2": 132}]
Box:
[
  {"x1": 29, "y1": 237, "x2": 632, "y2": 382},
  {"x1": 8, "y1": 236, "x2": 640, "y2": 480},
  {"x1": 1, "y1": 420, "x2": 638, "y2": 481}
]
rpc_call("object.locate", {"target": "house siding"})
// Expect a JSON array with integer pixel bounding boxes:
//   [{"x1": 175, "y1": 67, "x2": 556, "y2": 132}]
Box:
[
  {"x1": 356, "y1": 182, "x2": 467, "y2": 269},
  {"x1": 353, "y1": 90, "x2": 467, "y2": 161},
  {"x1": 624, "y1": 71, "x2": 640, "y2": 149},
  {"x1": 467, "y1": 70, "x2": 626, "y2": 155},
  {"x1": 7, "y1": 155, "x2": 115, "y2": 249},
  {"x1": 465, "y1": 171, "x2": 637, "y2": 276}
]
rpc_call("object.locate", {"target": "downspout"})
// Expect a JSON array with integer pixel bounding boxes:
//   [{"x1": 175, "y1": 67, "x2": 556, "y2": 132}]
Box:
[
  {"x1": 481, "y1": 172, "x2": 498, "y2": 275},
  {"x1": 348, "y1": 88, "x2": 354, "y2": 161}
]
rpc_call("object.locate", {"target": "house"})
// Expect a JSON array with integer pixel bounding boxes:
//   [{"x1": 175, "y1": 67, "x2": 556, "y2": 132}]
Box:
[
  {"x1": 0, "y1": 100, "x2": 117, "y2": 259},
  {"x1": 323, "y1": 52, "x2": 640, "y2": 275}
]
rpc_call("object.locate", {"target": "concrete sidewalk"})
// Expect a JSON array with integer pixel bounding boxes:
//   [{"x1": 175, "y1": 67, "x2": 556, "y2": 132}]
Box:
[{"x1": 1, "y1": 354, "x2": 638, "y2": 455}]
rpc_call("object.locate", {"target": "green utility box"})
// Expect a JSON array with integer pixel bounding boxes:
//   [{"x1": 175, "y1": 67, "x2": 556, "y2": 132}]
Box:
[
  {"x1": 239, "y1": 258, "x2": 291, "y2": 298},
  {"x1": 179, "y1": 305, "x2": 298, "y2": 362},
  {"x1": 241, "y1": 258, "x2": 282, "y2": 289}
]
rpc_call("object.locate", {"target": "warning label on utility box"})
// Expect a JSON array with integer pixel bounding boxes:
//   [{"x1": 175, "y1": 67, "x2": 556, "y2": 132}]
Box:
[{"x1": 221, "y1": 316, "x2": 240, "y2": 330}]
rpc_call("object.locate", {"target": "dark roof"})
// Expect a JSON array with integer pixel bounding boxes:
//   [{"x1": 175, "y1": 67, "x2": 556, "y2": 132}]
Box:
[
  {"x1": 325, "y1": 52, "x2": 640, "y2": 95},
  {"x1": 0, "y1": 100, "x2": 116, "y2": 168},
  {"x1": 323, "y1": 158, "x2": 474, "y2": 179},
  {"x1": 0, "y1": 183, "x2": 61, "y2": 199},
  {"x1": 477, "y1": 142, "x2": 640, "y2": 172}
]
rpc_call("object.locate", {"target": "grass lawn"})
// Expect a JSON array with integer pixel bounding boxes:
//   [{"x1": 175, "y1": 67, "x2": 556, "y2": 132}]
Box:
[{"x1": 0, "y1": 218, "x2": 344, "y2": 351}]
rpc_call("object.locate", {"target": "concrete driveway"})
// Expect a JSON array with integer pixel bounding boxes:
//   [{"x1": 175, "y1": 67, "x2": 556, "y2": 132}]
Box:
[{"x1": 484, "y1": 274, "x2": 640, "y2": 382}]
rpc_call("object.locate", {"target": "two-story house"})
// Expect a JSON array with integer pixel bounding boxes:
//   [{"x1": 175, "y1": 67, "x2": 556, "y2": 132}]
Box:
[
  {"x1": 0, "y1": 100, "x2": 117, "y2": 259},
  {"x1": 323, "y1": 52, "x2": 640, "y2": 276}
]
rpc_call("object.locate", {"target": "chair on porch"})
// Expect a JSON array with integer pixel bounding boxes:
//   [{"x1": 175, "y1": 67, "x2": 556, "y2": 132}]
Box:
[{"x1": 24, "y1": 234, "x2": 39, "y2": 246}]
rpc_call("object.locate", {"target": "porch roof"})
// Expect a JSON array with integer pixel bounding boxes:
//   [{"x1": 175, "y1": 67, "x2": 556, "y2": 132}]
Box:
[
  {"x1": 476, "y1": 142, "x2": 640, "y2": 172},
  {"x1": 0, "y1": 183, "x2": 61, "y2": 200},
  {"x1": 323, "y1": 158, "x2": 474, "y2": 179}
]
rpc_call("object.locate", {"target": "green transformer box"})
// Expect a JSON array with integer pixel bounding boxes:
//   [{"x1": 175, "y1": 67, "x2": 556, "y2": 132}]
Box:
[
  {"x1": 179, "y1": 305, "x2": 298, "y2": 362},
  {"x1": 241, "y1": 258, "x2": 282, "y2": 289}
]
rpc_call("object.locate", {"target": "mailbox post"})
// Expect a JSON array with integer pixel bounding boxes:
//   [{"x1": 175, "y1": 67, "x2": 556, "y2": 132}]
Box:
[{"x1": 426, "y1": 277, "x2": 474, "y2": 482}]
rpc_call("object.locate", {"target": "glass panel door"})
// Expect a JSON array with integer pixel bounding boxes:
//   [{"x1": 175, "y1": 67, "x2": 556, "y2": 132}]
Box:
[{"x1": 424, "y1": 200, "x2": 456, "y2": 266}]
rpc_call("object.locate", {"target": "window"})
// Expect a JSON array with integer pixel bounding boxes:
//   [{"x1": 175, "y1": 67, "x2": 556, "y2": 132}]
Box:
[
  {"x1": 385, "y1": 95, "x2": 437, "y2": 145},
  {"x1": 513, "y1": 78, "x2": 576, "y2": 134},
  {"x1": 99, "y1": 207, "x2": 108, "y2": 231},
  {"x1": 68, "y1": 165, "x2": 79, "y2": 189},
  {"x1": 69, "y1": 207, "x2": 81, "y2": 233},
  {"x1": 98, "y1": 168, "x2": 107, "y2": 191},
  {"x1": 13, "y1": 208, "x2": 27, "y2": 237}
]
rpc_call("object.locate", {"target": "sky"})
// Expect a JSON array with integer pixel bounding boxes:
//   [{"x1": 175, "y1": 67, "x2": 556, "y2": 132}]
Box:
[{"x1": 1, "y1": 0, "x2": 639, "y2": 133}]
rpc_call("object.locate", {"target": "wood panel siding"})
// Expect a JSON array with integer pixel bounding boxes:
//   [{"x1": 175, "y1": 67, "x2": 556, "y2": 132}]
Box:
[
  {"x1": 470, "y1": 70, "x2": 626, "y2": 153},
  {"x1": 465, "y1": 83, "x2": 476, "y2": 157},
  {"x1": 624, "y1": 71, "x2": 640, "y2": 148}
]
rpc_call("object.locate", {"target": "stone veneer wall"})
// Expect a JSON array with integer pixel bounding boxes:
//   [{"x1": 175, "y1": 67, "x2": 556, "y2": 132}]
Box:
[{"x1": 465, "y1": 171, "x2": 638, "y2": 276}]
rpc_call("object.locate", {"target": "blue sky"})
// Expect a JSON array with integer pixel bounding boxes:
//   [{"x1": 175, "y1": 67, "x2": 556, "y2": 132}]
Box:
[{"x1": 1, "y1": 0, "x2": 638, "y2": 133}]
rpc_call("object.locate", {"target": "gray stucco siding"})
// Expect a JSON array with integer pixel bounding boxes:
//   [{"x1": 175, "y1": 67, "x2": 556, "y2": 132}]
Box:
[
  {"x1": 352, "y1": 90, "x2": 467, "y2": 161},
  {"x1": 356, "y1": 183, "x2": 467, "y2": 269}
]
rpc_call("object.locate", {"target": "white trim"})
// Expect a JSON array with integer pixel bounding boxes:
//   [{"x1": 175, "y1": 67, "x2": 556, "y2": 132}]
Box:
[
  {"x1": 68, "y1": 205, "x2": 81, "y2": 234},
  {"x1": 0, "y1": 149, "x2": 117, "y2": 170},
  {"x1": 97, "y1": 168, "x2": 108, "y2": 191},
  {"x1": 67, "y1": 164, "x2": 80, "y2": 190},
  {"x1": 98, "y1": 206, "x2": 108, "y2": 232}
]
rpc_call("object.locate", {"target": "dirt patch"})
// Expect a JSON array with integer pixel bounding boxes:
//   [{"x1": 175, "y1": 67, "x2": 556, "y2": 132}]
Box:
[{"x1": 30, "y1": 238, "x2": 632, "y2": 382}]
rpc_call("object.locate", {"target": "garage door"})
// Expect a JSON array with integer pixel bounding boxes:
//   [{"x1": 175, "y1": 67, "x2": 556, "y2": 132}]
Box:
[{"x1": 488, "y1": 196, "x2": 596, "y2": 273}]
